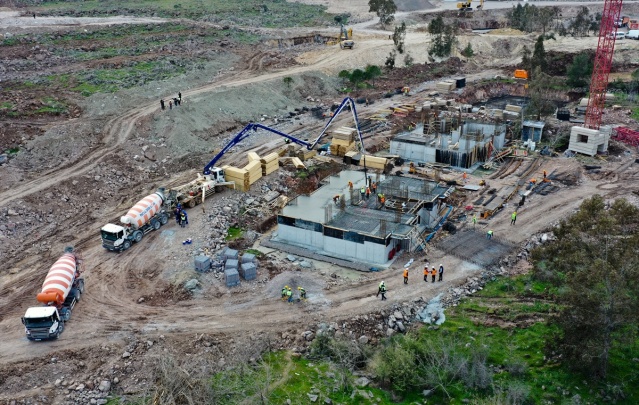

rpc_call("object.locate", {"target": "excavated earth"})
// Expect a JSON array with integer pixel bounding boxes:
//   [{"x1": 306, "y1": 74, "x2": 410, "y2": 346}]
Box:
[{"x1": 1, "y1": 2, "x2": 639, "y2": 404}]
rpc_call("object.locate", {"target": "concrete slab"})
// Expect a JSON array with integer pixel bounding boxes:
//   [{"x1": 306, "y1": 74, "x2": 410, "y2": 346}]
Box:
[{"x1": 435, "y1": 229, "x2": 514, "y2": 266}]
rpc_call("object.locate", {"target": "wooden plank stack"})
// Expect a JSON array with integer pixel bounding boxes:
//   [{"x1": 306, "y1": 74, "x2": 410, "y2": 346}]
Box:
[
  {"x1": 296, "y1": 149, "x2": 317, "y2": 161},
  {"x1": 247, "y1": 151, "x2": 261, "y2": 162},
  {"x1": 358, "y1": 154, "x2": 388, "y2": 170},
  {"x1": 244, "y1": 160, "x2": 262, "y2": 184},
  {"x1": 260, "y1": 152, "x2": 279, "y2": 176},
  {"x1": 222, "y1": 165, "x2": 250, "y2": 192},
  {"x1": 330, "y1": 126, "x2": 357, "y2": 156},
  {"x1": 436, "y1": 81, "x2": 456, "y2": 92}
]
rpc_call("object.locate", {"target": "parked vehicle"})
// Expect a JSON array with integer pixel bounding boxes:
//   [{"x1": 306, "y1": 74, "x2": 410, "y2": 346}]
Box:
[
  {"x1": 627, "y1": 30, "x2": 639, "y2": 39},
  {"x1": 21, "y1": 248, "x2": 84, "y2": 340}
]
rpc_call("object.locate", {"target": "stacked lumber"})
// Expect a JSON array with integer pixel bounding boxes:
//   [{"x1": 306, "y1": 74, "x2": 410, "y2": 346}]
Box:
[
  {"x1": 296, "y1": 149, "x2": 317, "y2": 161},
  {"x1": 279, "y1": 157, "x2": 306, "y2": 169},
  {"x1": 247, "y1": 151, "x2": 261, "y2": 162},
  {"x1": 330, "y1": 126, "x2": 357, "y2": 156},
  {"x1": 260, "y1": 152, "x2": 279, "y2": 176},
  {"x1": 436, "y1": 81, "x2": 456, "y2": 92},
  {"x1": 244, "y1": 160, "x2": 262, "y2": 184},
  {"x1": 358, "y1": 154, "x2": 388, "y2": 170},
  {"x1": 222, "y1": 165, "x2": 250, "y2": 192}
]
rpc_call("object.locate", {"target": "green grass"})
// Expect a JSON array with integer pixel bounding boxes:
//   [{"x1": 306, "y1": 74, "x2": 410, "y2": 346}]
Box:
[
  {"x1": 225, "y1": 226, "x2": 243, "y2": 240},
  {"x1": 632, "y1": 107, "x2": 639, "y2": 121},
  {"x1": 35, "y1": 0, "x2": 334, "y2": 28},
  {"x1": 0, "y1": 102, "x2": 14, "y2": 110},
  {"x1": 243, "y1": 248, "x2": 263, "y2": 257},
  {"x1": 34, "y1": 97, "x2": 68, "y2": 114}
]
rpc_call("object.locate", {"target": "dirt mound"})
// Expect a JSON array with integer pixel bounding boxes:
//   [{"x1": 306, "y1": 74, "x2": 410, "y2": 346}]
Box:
[{"x1": 394, "y1": 0, "x2": 436, "y2": 11}]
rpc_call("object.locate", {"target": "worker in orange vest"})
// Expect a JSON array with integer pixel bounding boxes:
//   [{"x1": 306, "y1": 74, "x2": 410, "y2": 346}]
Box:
[
  {"x1": 431, "y1": 267, "x2": 437, "y2": 283},
  {"x1": 423, "y1": 266, "x2": 429, "y2": 282},
  {"x1": 403, "y1": 268, "x2": 409, "y2": 284}
]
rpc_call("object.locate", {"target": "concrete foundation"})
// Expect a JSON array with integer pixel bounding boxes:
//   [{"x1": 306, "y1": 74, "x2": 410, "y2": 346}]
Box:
[
  {"x1": 273, "y1": 170, "x2": 451, "y2": 267},
  {"x1": 435, "y1": 229, "x2": 513, "y2": 266}
]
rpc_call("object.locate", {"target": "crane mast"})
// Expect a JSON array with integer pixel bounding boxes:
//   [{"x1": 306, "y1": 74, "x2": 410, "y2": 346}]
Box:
[{"x1": 584, "y1": 0, "x2": 623, "y2": 130}]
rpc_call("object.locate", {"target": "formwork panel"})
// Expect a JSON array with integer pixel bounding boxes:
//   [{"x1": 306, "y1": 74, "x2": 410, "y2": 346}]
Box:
[{"x1": 435, "y1": 229, "x2": 513, "y2": 266}]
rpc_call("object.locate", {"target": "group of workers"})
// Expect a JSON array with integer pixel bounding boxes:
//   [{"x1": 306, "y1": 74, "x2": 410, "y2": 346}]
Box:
[
  {"x1": 174, "y1": 204, "x2": 189, "y2": 227},
  {"x1": 281, "y1": 285, "x2": 306, "y2": 303}
]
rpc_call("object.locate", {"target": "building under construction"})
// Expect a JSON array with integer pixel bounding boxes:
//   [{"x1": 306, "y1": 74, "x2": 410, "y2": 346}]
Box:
[
  {"x1": 273, "y1": 170, "x2": 452, "y2": 266},
  {"x1": 390, "y1": 113, "x2": 507, "y2": 169}
]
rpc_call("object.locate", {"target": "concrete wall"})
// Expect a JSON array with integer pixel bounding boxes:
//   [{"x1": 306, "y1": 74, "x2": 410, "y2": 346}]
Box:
[
  {"x1": 568, "y1": 126, "x2": 609, "y2": 156},
  {"x1": 277, "y1": 224, "x2": 393, "y2": 264},
  {"x1": 390, "y1": 140, "x2": 437, "y2": 164}
]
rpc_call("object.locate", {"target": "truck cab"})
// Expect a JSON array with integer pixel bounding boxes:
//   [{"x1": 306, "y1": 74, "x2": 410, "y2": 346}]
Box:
[
  {"x1": 22, "y1": 307, "x2": 64, "y2": 341},
  {"x1": 208, "y1": 168, "x2": 226, "y2": 183},
  {"x1": 101, "y1": 223, "x2": 132, "y2": 251}
]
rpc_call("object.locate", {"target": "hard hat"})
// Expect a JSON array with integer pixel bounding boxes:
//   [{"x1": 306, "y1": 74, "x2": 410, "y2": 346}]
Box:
[
  {"x1": 381, "y1": 280, "x2": 385, "y2": 284},
  {"x1": 285, "y1": 285, "x2": 289, "y2": 289},
  {"x1": 440, "y1": 264, "x2": 443, "y2": 267},
  {"x1": 297, "y1": 286, "x2": 302, "y2": 290}
]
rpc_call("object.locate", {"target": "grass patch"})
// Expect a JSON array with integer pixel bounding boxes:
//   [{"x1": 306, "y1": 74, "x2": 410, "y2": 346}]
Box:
[
  {"x1": 225, "y1": 226, "x2": 243, "y2": 240},
  {"x1": 632, "y1": 107, "x2": 639, "y2": 121},
  {"x1": 35, "y1": 0, "x2": 334, "y2": 28},
  {"x1": 34, "y1": 97, "x2": 68, "y2": 115},
  {"x1": 243, "y1": 248, "x2": 263, "y2": 257}
]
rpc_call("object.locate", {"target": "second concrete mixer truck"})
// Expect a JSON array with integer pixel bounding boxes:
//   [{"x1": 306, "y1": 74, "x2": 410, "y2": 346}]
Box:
[
  {"x1": 21, "y1": 247, "x2": 85, "y2": 340},
  {"x1": 101, "y1": 189, "x2": 170, "y2": 252}
]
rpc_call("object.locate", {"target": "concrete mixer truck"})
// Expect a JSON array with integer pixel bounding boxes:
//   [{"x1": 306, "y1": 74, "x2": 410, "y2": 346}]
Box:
[
  {"x1": 21, "y1": 247, "x2": 85, "y2": 340},
  {"x1": 101, "y1": 189, "x2": 170, "y2": 252}
]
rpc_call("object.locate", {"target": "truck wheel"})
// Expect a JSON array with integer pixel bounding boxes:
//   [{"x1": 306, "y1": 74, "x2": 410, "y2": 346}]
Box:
[
  {"x1": 151, "y1": 219, "x2": 161, "y2": 230},
  {"x1": 123, "y1": 240, "x2": 131, "y2": 250},
  {"x1": 71, "y1": 288, "x2": 81, "y2": 302},
  {"x1": 159, "y1": 213, "x2": 169, "y2": 225},
  {"x1": 77, "y1": 279, "x2": 85, "y2": 294},
  {"x1": 188, "y1": 199, "x2": 196, "y2": 208},
  {"x1": 133, "y1": 230, "x2": 143, "y2": 243}
]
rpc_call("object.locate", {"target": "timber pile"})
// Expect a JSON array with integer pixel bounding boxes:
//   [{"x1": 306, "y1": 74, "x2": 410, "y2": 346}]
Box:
[
  {"x1": 260, "y1": 152, "x2": 279, "y2": 176},
  {"x1": 247, "y1": 151, "x2": 261, "y2": 162},
  {"x1": 436, "y1": 81, "x2": 456, "y2": 92},
  {"x1": 330, "y1": 126, "x2": 357, "y2": 156},
  {"x1": 223, "y1": 166, "x2": 250, "y2": 192},
  {"x1": 358, "y1": 154, "x2": 388, "y2": 170},
  {"x1": 296, "y1": 149, "x2": 317, "y2": 161},
  {"x1": 279, "y1": 157, "x2": 306, "y2": 169},
  {"x1": 245, "y1": 160, "x2": 262, "y2": 184}
]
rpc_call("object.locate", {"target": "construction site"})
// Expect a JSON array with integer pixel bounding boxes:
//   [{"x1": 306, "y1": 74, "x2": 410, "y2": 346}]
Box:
[{"x1": 1, "y1": 0, "x2": 639, "y2": 403}]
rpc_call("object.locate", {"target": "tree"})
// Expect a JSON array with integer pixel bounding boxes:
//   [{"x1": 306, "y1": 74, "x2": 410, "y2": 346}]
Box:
[
  {"x1": 338, "y1": 69, "x2": 350, "y2": 84},
  {"x1": 526, "y1": 67, "x2": 556, "y2": 120},
  {"x1": 392, "y1": 22, "x2": 406, "y2": 54},
  {"x1": 349, "y1": 68, "x2": 365, "y2": 87},
  {"x1": 536, "y1": 7, "x2": 556, "y2": 35},
  {"x1": 570, "y1": 6, "x2": 591, "y2": 37},
  {"x1": 520, "y1": 45, "x2": 532, "y2": 73},
  {"x1": 532, "y1": 196, "x2": 639, "y2": 378},
  {"x1": 364, "y1": 64, "x2": 382, "y2": 86},
  {"x1": 282, "y1": 76, "x2": 293, "y2": 88},
  {"x1": 531, "y1": 35, "x2": 547, "y2": 73},
  {"x1": 429, "y1": 23, "x2": 457, "y2": 58},
  {"x1": 566, "y1": 53, "x2": 593, "y2": 88},
  {"x1": 428, "y1": 15, "x2": 445, "y2": 35},
  {"x1": 404, "y1": 52, "x2": 414, "y2": 67},
  {"x1": 385, "y1": 50, "x2": 396, "y2": 69},
  {"x1": 368, "y1": 0, "x2": 397, "y2": 29},
  {"x1": 461, "y1": 42, "x2": 474, "y2": 58}
]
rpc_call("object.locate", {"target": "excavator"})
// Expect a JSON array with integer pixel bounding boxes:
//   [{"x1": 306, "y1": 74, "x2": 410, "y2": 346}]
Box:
[
  {"x1": 339, "y1": 24, "x2": 354, "y2": 49},
  {"x1": 457, "y1": 0, "x2": 483, "y2": 12}
]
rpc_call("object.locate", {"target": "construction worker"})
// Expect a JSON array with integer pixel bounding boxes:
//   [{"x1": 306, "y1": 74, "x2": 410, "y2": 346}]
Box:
[
  {"x1": 377, "y1": 193, "x2": 382, "y2": 202},
  {"x1": 462, "y1": 172, "x2": 468, "y2": 183},
  {"x1": 380, "y1": 194, "x2": 386, "y2": 204},
  {"x1": 403, "y1": 268, "x2": 409, "y2": 284},
  {"x1": 543, "y1": 170, "x2": 547, "y2": 180},
  {"x1": 377, "y1": 281, "x2": 387, "y2": 300},
  {"x1": 431, "y1": 267, "x2": 437, "y2": 283},
  {"x1": 298, "y1": 286, "x2": 306, "y2": 300},
  {"x1": 286, "y1": 287, "x2": 293, "y2": 303},
  {"x1": 438, "y1": 264, "x2": 444, "y2": 282},
  {"x1": 472, "y1": 214, "x2": 477, "y2": 227},
  {"x1": 360, "y1": 186, "x2": 366, "y2": 199},
  {"x1": 174, "y1": 204, "x2": 182, "y2": 224},
  {"x1": 487, "y1": 229, "x2": 493, "y2": 240},
  {"x1": 366, "y1": 186, "x2": 371, "y2": 199},
  {"x1": 179, "y1": 210, "x2": 188, "y2": 227},
  {"x1": 511, "y1": 211, "x2": 517, "y2": 226},
  {"x1": 423, "y1": 266, "x2": 429, "y2": 282},
  {"x1": 348, "y1": 181, "x2": 353, "y2": 190},
  {"x1": 371, "y1": 182, "x2": 377, "y2": 194},
  {"x1": 281, "y1": 286, "x2": 288, "y2": 301},
  {"x1": 333, "y1": 195, "x2": 340, "y2": 204},
  {"x1": 401, "y1": 202, "x2": 407, "y2": 212}
]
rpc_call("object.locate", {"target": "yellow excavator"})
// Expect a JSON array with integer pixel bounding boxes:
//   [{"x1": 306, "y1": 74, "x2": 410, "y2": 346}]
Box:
[
  {"x1": 457, "y1": 0, "x2": 483, "y2": 11},
  {"x1": 339, "y1": 24, "x2": 354, "y2": 49}
]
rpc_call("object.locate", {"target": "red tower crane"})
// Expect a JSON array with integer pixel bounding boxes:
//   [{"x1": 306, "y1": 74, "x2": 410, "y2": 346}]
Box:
[{"x1": 584, "y1": 0, "x2": 623, "y2": 130}]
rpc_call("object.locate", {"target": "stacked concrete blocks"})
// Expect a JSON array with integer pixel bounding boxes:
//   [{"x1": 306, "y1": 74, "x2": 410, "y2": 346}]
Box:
[
  {"x1": 194, "y1": 255, "x2": 211, "y2": 273},
  {"x1": 224, "y1": 268, "x2": 240, "y2": 287},
  {"x1": 239, "y1": 263, "x2": 257, "y2": 280}
]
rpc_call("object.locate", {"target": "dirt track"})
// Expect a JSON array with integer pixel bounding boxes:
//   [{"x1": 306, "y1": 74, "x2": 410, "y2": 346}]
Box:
[{"x1": 1, "y1": 2, "x2": 639, "y2": 403}]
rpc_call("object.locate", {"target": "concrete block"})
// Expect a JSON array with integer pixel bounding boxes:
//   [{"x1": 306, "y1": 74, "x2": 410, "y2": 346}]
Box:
[
  {"x1": 241, "y1": 253, "x2": 256, "y2": 263},
  {"x1": 222, "y1": 248, "x2": 239, "y2": 260},
  {"x1": 194, "y1": 255, "x2": 211, "y2": 272},
  {"x1": 239, "y1": 263, "x2": 257, "y2": 280},
  {"x1": 225, "y1": 268, "x2": 240, "y2": 287},
  {"x1": 225, "y1": 259, "x2": 239, "y2": 270}
]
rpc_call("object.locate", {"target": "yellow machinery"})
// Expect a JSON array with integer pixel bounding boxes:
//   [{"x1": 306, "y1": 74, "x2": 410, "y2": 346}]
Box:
[
  {"x1": 339, "y1": 24, "x2": 354, "y2": 49},
  {"x1": 457, "y1": 0, "x2": 472, "y2": 11}
]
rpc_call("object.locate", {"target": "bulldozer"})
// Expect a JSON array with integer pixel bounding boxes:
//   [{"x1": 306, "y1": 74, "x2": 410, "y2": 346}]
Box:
[
  {"x1": 339, "y1": 24, "x2": 354, "y2": 49},
  {"x1": 457, "y1": 0, "x2": 472, "y2": 11}
]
